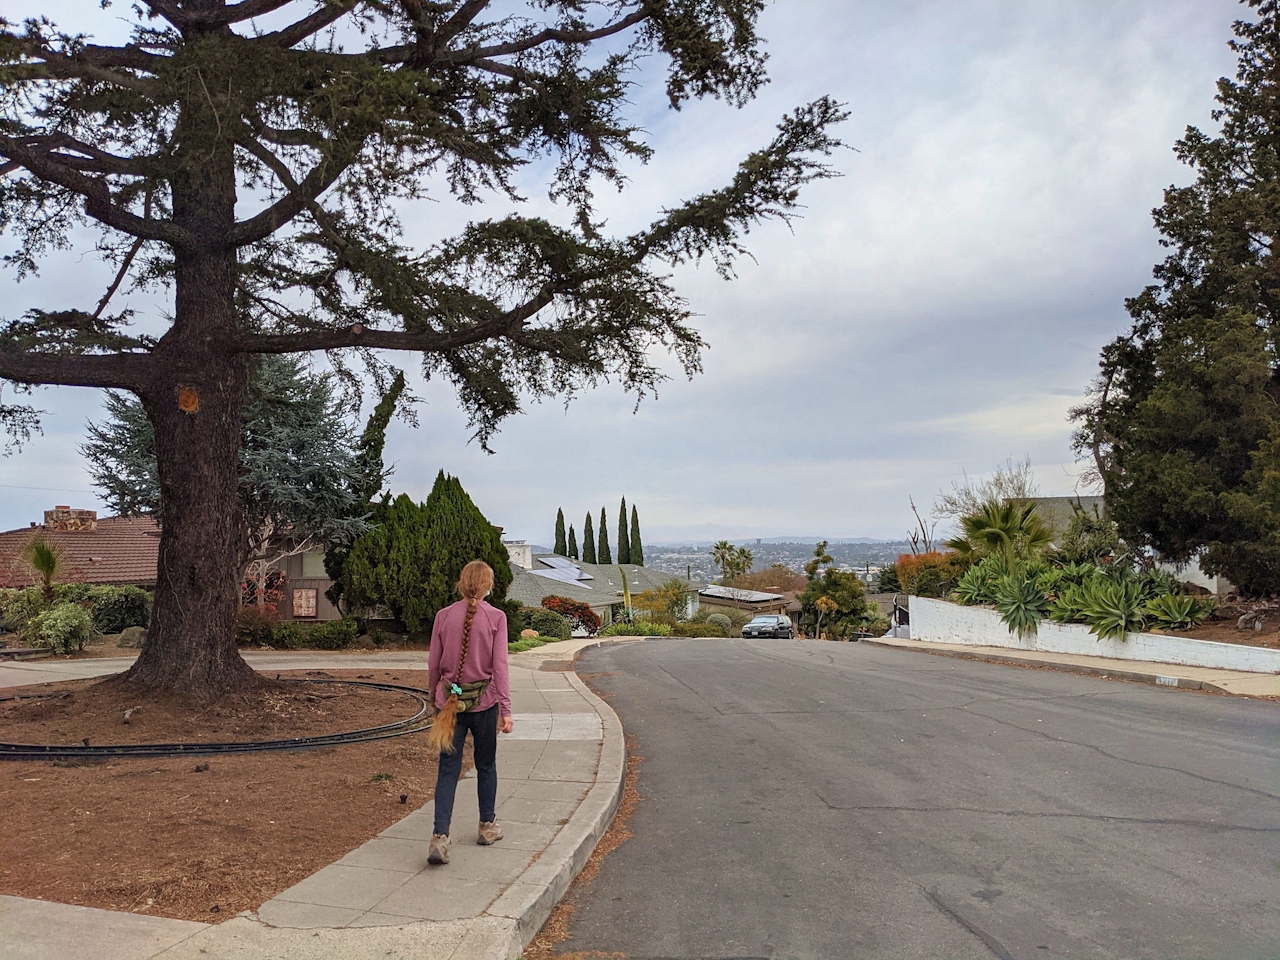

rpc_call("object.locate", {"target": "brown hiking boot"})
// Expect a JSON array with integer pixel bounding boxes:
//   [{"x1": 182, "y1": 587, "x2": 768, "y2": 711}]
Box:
[
  {"x1": 427, "y1": 833, "x2": 450, "y2": 865},
  {"x1": 477, "y1": 821, "x2": 504, "y2": 845}
]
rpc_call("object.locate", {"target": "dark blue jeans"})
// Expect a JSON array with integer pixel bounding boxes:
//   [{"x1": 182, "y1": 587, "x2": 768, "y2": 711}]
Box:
[{"x1": 432, "y1": 704, "x2": 498, "y2": 836}]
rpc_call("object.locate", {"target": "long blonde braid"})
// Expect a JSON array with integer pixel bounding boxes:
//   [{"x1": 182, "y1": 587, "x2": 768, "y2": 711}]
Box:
[{"x1": 426, "y1": 563, "x2": 491, "y2": 753}]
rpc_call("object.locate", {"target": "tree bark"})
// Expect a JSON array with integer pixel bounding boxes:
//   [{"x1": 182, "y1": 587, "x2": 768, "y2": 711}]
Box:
[{"x1": 115, "y1": 96, "x2": 261, "y2": 696}]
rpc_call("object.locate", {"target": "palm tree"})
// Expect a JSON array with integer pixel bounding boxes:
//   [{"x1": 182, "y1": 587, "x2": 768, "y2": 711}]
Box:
[
  {"x1": 710, "y1": 541, "x2": 735, "y2": 582},
  {"x1": 23, "y1": 536, "x2": 64, "y2": 605},
  {"x1": 946, "y1": 499, "x2": 1053, "y2": 561}
]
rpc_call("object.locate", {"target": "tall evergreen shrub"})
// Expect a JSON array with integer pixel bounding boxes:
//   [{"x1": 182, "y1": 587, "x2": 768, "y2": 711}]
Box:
[
  {"x1": 630, "y1": 505, "x2": 644, "y2": 566},
  {"x1": 617, "y1": 497, "x2": 631, "y2": 564},
  {"x1": 598, "y1": 507, "x2": 612, "y2": 563},
  {"x1": 583, "y1": 512, "x2": 597, "y2": 563}
]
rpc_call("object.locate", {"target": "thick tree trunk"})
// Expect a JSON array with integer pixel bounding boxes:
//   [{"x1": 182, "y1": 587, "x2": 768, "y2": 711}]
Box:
[{"x1": 117, "y1": 111, "x2": 261, "y2": 696}]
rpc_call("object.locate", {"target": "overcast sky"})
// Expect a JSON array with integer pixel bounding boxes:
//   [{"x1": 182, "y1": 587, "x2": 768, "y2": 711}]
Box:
[{"x1": 0, "y1": 0, "x2": 1243, "y2": 545}]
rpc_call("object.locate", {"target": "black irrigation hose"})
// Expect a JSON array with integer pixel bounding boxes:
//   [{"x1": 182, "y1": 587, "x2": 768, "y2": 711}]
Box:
[{"x1": 0, "y1": 678, "x2": 435, "y2": 761}]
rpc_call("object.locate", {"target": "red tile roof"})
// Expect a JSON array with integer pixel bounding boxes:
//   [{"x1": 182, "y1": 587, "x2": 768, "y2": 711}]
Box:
[{"x1": 0, "y1": 516, "x2": 160, "y2": 588}]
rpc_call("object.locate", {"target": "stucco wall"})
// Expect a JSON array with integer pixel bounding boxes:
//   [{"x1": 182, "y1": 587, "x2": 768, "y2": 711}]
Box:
[{"x1": 908, "y1": 596, "x2": 1280, "y2": 674}]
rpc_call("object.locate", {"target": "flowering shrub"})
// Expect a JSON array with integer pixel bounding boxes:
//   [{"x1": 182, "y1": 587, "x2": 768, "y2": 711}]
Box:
[{"x1": 541, "y1": 595, "x2": 601, "y2": 635}]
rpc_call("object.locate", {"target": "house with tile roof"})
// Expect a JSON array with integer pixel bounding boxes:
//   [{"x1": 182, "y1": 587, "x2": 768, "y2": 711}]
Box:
[{"x1": 0, "y1": 507, "x2": 160, "y2": 588}]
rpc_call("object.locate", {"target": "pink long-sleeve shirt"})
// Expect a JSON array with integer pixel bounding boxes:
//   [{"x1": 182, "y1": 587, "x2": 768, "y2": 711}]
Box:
[{"x1": 428, "y1": 599, "x2": 511, "y2": 718}]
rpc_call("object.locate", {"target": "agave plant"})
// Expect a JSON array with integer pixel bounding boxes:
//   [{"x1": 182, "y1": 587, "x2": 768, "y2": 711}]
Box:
[
  {"x1": 1079, "y1": 578, "x2": 1147, "y2": 641},
  {"x1": 952, "y1": 564, "x2": 995, "y2": 605},
  {"x1": 1048, "y1": 584, "x2": 1089, "y2": 624},
  {"x1": 993, "y1": 572, "x2": 1049, "y2": 639},
  {"x1": 1052, "y1": 561, "x2": 1096, "y2": 587},
  {"x1": 1144, "y1": 593, "x2": 1215, "y2": 630},
  {"x1": 1137, "y1": 568, "x2": 1182, "y2": 601}
]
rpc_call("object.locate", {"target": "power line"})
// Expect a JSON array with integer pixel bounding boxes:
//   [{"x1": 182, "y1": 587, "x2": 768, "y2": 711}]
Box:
[{"x1": 0, "y1": 482, "x2": 95, "y2": 495}]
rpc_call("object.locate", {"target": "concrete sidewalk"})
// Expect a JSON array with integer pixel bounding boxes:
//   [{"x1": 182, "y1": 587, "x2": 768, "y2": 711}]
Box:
[
  {"x1": 865, "y1": 635, "x2": 1280, "y2": 697},
  {"x1": 0, "y1": 640, "x2": 629, "y2": 960}
]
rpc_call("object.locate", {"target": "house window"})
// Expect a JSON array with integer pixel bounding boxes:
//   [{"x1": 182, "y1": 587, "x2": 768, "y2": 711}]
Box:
[
  {"x1": 301, "y1": 550, "x2": 328, "y2": 578},
  {"x1": 292, "y1": 588, "x2": 318, "y2": 618}
]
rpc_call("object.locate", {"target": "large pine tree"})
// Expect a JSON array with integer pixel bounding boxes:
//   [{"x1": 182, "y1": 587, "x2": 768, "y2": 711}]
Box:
[
  {"x1": 0, "y1": 0, "x2": 844, "y2": 695},
  {"x1": 1072, "y1": 1, "x2": 1280, "y2": 593}
]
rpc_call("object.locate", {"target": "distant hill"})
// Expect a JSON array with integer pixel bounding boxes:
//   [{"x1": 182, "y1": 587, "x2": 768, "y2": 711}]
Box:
[{"x1": 650, "y1": 536, "x2": 906, "y2": 547}]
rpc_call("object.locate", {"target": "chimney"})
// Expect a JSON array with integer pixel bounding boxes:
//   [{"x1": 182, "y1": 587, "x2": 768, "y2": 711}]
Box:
[
  {"x1": 503, "y1": 540, "x2": 532, "y2": 570},
  {"x1": 44, "y1": 506, "x2": 98, "y2": 532}
]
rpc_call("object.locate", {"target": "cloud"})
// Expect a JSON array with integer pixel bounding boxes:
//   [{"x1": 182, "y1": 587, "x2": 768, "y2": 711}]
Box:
[{"x1": 0, "y1": 0, "x2": 1244, "y2": 545}]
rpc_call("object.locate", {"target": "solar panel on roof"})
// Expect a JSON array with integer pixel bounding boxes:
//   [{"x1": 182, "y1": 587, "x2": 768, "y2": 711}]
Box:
[
  {"x1": 530, "y1": 568, "x2": 593, "y2": 589},
  {"x1": 539, "y1": 556, "x2": 593, "y2": 579}
]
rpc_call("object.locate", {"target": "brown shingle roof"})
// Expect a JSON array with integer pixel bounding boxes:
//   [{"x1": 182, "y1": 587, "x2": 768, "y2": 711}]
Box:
[{"x1": 0, "y1": 516, "x2": 160, "y2": 588}]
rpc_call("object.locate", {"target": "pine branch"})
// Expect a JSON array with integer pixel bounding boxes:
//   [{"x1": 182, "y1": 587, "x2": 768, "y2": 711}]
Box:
[
  {"x1": 0, "y1": 135, "x2": 193, "y2": 245},
  {"x1": 238, "y1": 289, "x2": 554, "y2": 353}
]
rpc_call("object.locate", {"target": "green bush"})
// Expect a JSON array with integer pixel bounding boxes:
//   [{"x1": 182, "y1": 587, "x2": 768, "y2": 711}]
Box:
[
  {"x1": 705, "y1": 612, "x2": 733, "y2": 633},
  {"x1": 524, "y1": 608, "x2": 571, "y2": 641},
  {"x1": 22, "y1": 602, "x2": 95, "y2": 653},
  {"x1": 672, "y1": 621, "x2": 726, "y2": 637},
  {"x1": 235, "y1": 606, "x2": 277, "y2": 646},
  {"x1": 993, "y1": 572, "x2": 1049, "y2": 639},
  {"x1": 600, "y1": 620, "x2": 672, "y2": 636},
  {"x1": 1144, "y1": 593, "x2": 1215, "y2": 630},
  {"x1": 0, "y1": 588, "x2": 45, "y2": 634},
  {"x1": 83, "y1": 585, "x2": 150, "y2": 634},
  {"x1": 271, "y1": 618, "x2": 360, "y2": 650}
]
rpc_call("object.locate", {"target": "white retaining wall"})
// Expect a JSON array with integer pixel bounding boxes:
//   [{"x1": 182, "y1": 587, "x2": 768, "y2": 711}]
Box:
[{"x1": 908, "y1": 596, "x2": 1280, "y2": 674}]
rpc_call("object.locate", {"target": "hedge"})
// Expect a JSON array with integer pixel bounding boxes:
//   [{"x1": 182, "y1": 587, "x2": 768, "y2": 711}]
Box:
[
  {"x1": 524, "y1": 607, "x2": 571, "y2": 641},
  {"x1": 234, "y1": 609, "x2": 359, "y2": 650},
  {"x1": 672, "y1": 622, "x2": 727, "y2": 637},
  {"x1": 600, "y1": 620, "x2": 672, "y2": 637}
]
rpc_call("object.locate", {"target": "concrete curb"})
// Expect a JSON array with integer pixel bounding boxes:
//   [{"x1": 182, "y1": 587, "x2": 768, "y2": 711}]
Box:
[
  {"x1": 482, "y1": 648, "x2": 627, "y2": 957},
  {"x1": 863, "y1": 637, "x2": 1245, "y2": 694}
]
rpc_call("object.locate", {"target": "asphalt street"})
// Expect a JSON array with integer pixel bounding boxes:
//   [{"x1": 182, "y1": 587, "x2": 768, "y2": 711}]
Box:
[{"x1": 561, "y1": 639, "x2": 1280, "y2": 960}]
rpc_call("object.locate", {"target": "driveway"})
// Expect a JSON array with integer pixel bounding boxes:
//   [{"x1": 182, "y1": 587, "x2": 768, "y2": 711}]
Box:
[{"x1": 561, "y1": 638, "x2": 1280, "y2": 960}]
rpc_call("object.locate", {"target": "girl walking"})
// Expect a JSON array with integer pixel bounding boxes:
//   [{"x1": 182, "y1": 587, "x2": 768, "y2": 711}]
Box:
[{"x1": 425, "y1": 560, "x2": 514, "y2": 865}]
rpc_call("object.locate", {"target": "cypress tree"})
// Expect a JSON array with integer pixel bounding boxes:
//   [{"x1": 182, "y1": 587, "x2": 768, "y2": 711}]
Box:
[
  {"x1": 340, "y1": 493, "x2": 430, "y2": 629},
  {"x1": 415, "y1": 471, "x2": 513, "y2": 632},
  {"x1": 583, "y1": 513, "x2": 597, "y2": 564},
  {"x1": 597, "y1": 507, "x2": 612, "y2": 564},
  {"x1": 617, "y1": 497, "x2": 631, "y2": 564},
  {"x1": 554, "y1": 508, "x2": 567, "y2": 555},
  {"x1": 340, "y1": 471, "x2": 512, "y2": 634},
  {"x1": 630, "y1": 505, "x2": 644, "y2": 567},
  {"x1": 568, "y1": 525, "x2": 579, "y2": 560}
]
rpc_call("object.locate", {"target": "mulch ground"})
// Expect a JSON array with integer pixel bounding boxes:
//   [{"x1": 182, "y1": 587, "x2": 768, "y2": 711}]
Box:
[{"x1": 0, "y1": 669, "x2": 461, "y2": 922}]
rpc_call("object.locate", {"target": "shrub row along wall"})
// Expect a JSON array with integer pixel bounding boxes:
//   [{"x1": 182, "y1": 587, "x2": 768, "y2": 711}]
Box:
[{"x1": 908, "y1": 597, "x2": 1280, "y2": 674}]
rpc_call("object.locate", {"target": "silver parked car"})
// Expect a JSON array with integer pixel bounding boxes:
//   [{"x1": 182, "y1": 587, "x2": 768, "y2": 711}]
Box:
[{"x1": 741, "y1": 615, "x2": 793, "y2": 639}]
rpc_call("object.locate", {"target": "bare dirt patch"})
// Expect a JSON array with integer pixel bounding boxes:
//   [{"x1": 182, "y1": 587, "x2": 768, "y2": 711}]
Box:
[
  {"x1": 0, "y1": 671, "x2": 426, "y2": 746},
  {"x1": 0, "y1": 669, "x2": 460, "y2": 922},
  {"x1": 1171, "y1": 620, "x2": 1280, "y2": 649}
]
